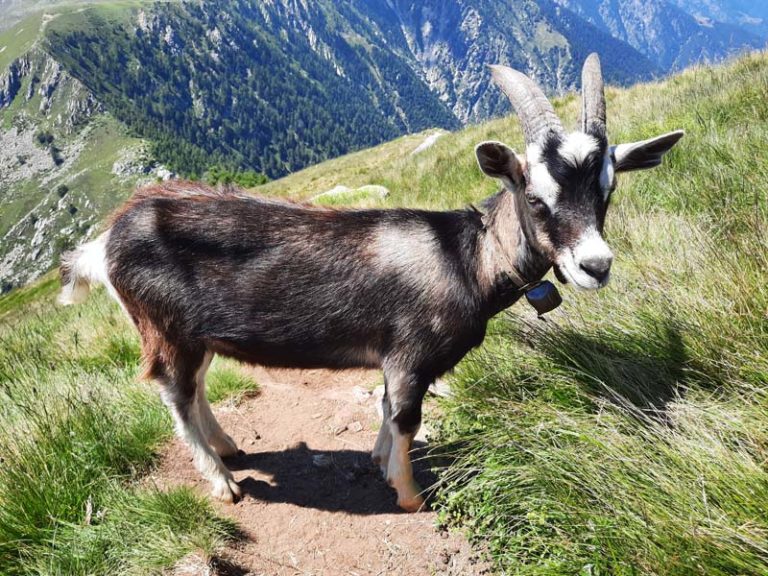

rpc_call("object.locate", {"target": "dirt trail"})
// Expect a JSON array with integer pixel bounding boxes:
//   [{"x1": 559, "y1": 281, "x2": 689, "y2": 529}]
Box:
[{"x1": 153, "y1": 366, "x2": 490, "y2": 576}]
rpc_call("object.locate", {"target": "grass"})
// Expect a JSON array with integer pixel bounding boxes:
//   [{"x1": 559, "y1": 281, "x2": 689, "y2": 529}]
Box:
[
  {"x1": 0, "y1": 288, "x2": 258, "y2": 574},
  {"x1": 207, "y1": 357, "x2": 260, "y2": 405},
  {"x1": 0, "y1": 13, "x2": 45, "y2": 70}
]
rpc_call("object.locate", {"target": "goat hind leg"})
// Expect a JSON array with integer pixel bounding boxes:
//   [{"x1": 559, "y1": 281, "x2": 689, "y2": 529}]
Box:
[
  {"x1": 160, "y1": 351, "x2": 241, "y2": 503},
  {"x1": 196, "y1": 352, "x2": 239, "y2": 458},
  {"x1": 372, "y1": 390, "x2": 393, "y2": 478}
]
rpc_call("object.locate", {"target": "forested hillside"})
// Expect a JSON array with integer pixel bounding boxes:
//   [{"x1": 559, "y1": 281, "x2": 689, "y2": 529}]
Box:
[{"x1": 43, "y1": 2, "x2": 459, "y2": 178}]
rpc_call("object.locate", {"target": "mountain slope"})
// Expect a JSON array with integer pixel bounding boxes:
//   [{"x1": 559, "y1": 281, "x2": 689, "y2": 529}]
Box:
[
  {"x1": 554, "y1": 0, "x2": 765, "y2": 70},
  {"x1": 362, "y1": 0, "x2": 659, "y2": 122},
  {"x1": 671, "y1": 0, "x2": 768, "y2": 38},
  {"x1": 38, "y1": 0, "x2": 658, "y2": 174},
  {"x1": 0, "y1": 12, "x2": 150, "y2": 293},
  {"x1": 42, "y1": 1, "x2": 460, "y2": 178}
]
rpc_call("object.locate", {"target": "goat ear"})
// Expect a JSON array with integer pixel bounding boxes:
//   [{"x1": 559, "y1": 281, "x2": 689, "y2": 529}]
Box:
[
  {"x1": 475, "y1": 141, "x2": 525, "y2": 190},
  {"x1": 611, "y1": 130, "x2": 685, "y2": 173}
]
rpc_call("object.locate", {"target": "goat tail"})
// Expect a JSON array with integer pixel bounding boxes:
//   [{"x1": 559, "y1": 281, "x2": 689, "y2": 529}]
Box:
[{"x1": 58, "y1": 231, "x2": 111, "y2": 306}]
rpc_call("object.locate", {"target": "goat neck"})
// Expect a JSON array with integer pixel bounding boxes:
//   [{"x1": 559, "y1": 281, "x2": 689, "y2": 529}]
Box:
[{"x1": 476, "y1": 188, "x2": 553, "y2": 309}]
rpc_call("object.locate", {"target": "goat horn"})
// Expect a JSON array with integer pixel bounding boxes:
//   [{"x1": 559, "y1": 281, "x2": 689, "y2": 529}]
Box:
[
  {"x1": 490, "y1": 64, "x2": 563, "y2": 145},
  {"x1": 580, "y1": 53, "x2": 606, "y2": 134}
]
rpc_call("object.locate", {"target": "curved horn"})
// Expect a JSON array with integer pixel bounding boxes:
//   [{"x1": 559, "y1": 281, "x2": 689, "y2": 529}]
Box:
[
  {"x1": 580, "y1": 53, "x2": 606, "y2": 134},
  {"x1": 490, "y1": 64, "x2": 563, "y2": 145}
]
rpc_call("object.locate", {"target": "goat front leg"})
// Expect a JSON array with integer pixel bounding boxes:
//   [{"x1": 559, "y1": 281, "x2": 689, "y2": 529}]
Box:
[{"x1": 384, "y1": 370, "x2": 429, "y2": 512}]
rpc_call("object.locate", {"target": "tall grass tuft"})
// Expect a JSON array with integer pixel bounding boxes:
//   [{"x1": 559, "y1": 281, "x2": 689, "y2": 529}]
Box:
[{"x1": 0, "y1": 292, "x2": 241, "y2": 574}]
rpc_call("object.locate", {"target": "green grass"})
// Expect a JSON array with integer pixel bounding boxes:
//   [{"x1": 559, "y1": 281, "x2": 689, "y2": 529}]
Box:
[
  {"x1": 0, "y1": 288, "x2": 257, "y2": 574},
  {"x1": 259, "y1": 52, "x2": 768, "y2": 574},
  {"x1": 0, "y1": 13, "x2": 45, "y2": 70},
  {"x1": 207, "y1": 357, "x2": 259, "y2": 405}
]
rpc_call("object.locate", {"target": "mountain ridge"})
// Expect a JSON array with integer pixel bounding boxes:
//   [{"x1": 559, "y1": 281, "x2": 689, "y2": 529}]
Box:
[{"x1": 0, "y1": 0, "x2": 765, "y2": 292}]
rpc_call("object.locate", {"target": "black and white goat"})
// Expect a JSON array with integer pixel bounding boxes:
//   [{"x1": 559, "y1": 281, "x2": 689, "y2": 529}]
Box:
[{"x1": 59, "y1": 54, "x2": 683, "y2": 512}]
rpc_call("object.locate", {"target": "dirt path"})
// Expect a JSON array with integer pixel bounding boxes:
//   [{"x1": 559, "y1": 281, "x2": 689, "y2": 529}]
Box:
[{"x1": 152, "y1": 366, "x2": 490, "y2": 576}]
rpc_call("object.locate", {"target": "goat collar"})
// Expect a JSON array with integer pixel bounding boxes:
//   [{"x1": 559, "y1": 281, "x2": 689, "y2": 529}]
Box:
[{"x1": 493, "y1": 271, "x2": 562, "y2": 317}]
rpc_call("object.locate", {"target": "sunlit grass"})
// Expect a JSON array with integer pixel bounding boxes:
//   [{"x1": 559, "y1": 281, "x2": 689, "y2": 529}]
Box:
[{"x1": 0, "y1": 291, "x2": 251, "y2": 574}]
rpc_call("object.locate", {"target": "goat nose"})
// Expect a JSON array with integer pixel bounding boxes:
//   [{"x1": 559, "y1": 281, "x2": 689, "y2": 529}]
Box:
[{"x1": 579, "y1": 254, "x2": 613, "y2": 282}]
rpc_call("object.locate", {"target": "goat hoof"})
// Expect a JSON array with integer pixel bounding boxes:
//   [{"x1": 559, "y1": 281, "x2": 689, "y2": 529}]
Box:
[
  {"x1": 394, "y1": 479, "x2": 426, "y2": 512},
  {"x1": 397, "y1": 493, "x2": 426, "y2": 513},
  {"x1": 213, "y1": 435, "x2": 240, "y2": 458},
  {"x1": 212, "y1": 477, "x2": 241, "y2": 503}
]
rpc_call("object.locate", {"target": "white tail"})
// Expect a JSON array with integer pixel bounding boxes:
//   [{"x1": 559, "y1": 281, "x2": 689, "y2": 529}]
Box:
[{"x1": 58, "y1": 231, "x2": 111, "y2": 305}]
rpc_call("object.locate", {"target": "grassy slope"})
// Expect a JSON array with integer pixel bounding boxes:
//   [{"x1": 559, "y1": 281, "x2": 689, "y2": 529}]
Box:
[
  {"x1": 0, "y1": 286, "x2": 257, "y2": 574},
  {"x1": 264, "y1": 52, "x2": 768, "y2": 574},
  {"x1": 0, "y1": 52, "x2": 766, "y2": 574}
]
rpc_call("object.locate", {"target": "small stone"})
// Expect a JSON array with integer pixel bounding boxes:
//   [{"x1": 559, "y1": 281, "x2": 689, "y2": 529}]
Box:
[
  {"x1": 312, "y1": 454, "x2": 332, "y2": 468},
  {"x1": 311, "y1": 412, "x2": 323, "y2": 419},
  {"x1": 347, "y1": 420, "x2": 363, "y2": 433},
  {"x1": 352, "y1": 386, "x2": 371, "y2": 403},
  {"x1": 428, "y1": 379, "x2": 452, "y2": 398}
]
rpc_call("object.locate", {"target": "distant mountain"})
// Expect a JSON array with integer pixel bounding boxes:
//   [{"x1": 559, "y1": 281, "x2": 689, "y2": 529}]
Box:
[
  {"x1": 553, "y1": 0, "x2": 765, "y2": 71},
  {"x1": 364, "y1": 0, "x2": 659, "y2": 122},
  {"x1": 34, "y1": 0, "x2": 661, "y2": 175},
  {"x1": 670, "y1": 0, "x2": 768, "y2": 38}
]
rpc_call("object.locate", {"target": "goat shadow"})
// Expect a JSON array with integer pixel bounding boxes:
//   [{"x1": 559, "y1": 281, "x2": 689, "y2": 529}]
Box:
[
  {"x1": 521, "y1": 315, "x2": 690, "y2": 419},
  {"x1": 225, "y1": 319, "x2": 689, "y2": 514},
  {"x1": 226, "y1": 440, "x2": 436, "y2": 515}
]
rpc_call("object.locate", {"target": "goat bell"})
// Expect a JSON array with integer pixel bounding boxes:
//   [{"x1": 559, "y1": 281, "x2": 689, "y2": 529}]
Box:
[{"x1": 525, "y1": 281, "x2": 562, "y2": 316}]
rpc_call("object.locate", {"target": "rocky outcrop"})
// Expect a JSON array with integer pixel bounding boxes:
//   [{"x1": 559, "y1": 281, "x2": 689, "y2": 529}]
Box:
[
  {"x1": 38, "y1": 57, "x2": 63, "y2": 114},
  {"x1": 0, "y1": 56, "x2": 30, "y2": 108},
  {"x1": 65, "y1": 84, "x2": 103, "y2": 131},
  {"x1": 1, "y1": 49, "x2": 102, "y2": 133}
]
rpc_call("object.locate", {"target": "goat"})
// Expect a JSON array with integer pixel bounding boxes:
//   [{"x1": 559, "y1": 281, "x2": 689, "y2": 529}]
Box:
[{"x1": 58, "y1": 54, "x2": 683, "y2": 512}]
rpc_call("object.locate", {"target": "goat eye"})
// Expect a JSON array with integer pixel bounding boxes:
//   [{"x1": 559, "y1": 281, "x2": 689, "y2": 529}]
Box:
[{"x1": 526, "y1": 192, "x2": 541, "y2": 206}]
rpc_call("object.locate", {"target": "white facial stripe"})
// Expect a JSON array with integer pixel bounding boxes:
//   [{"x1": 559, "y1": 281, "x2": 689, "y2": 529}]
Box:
[
  {"x1": 572, "y1": 227, "x2": 613, "y2": 264},
  {"x1": 599, "y1": 151, "x2": 615, "y2": 200},
  {"x1": 559, "y1": 133, "x2": 599, "y2": 167},
  {"x1": 529, "y1": 163, "x2": 560, "y2": 211},
  {"x1": 526, "y1": 144, "x2": 560, "y2": 211},
  {"x1": 557, "y1": 227, "x2": 614, "y2": 290}
]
